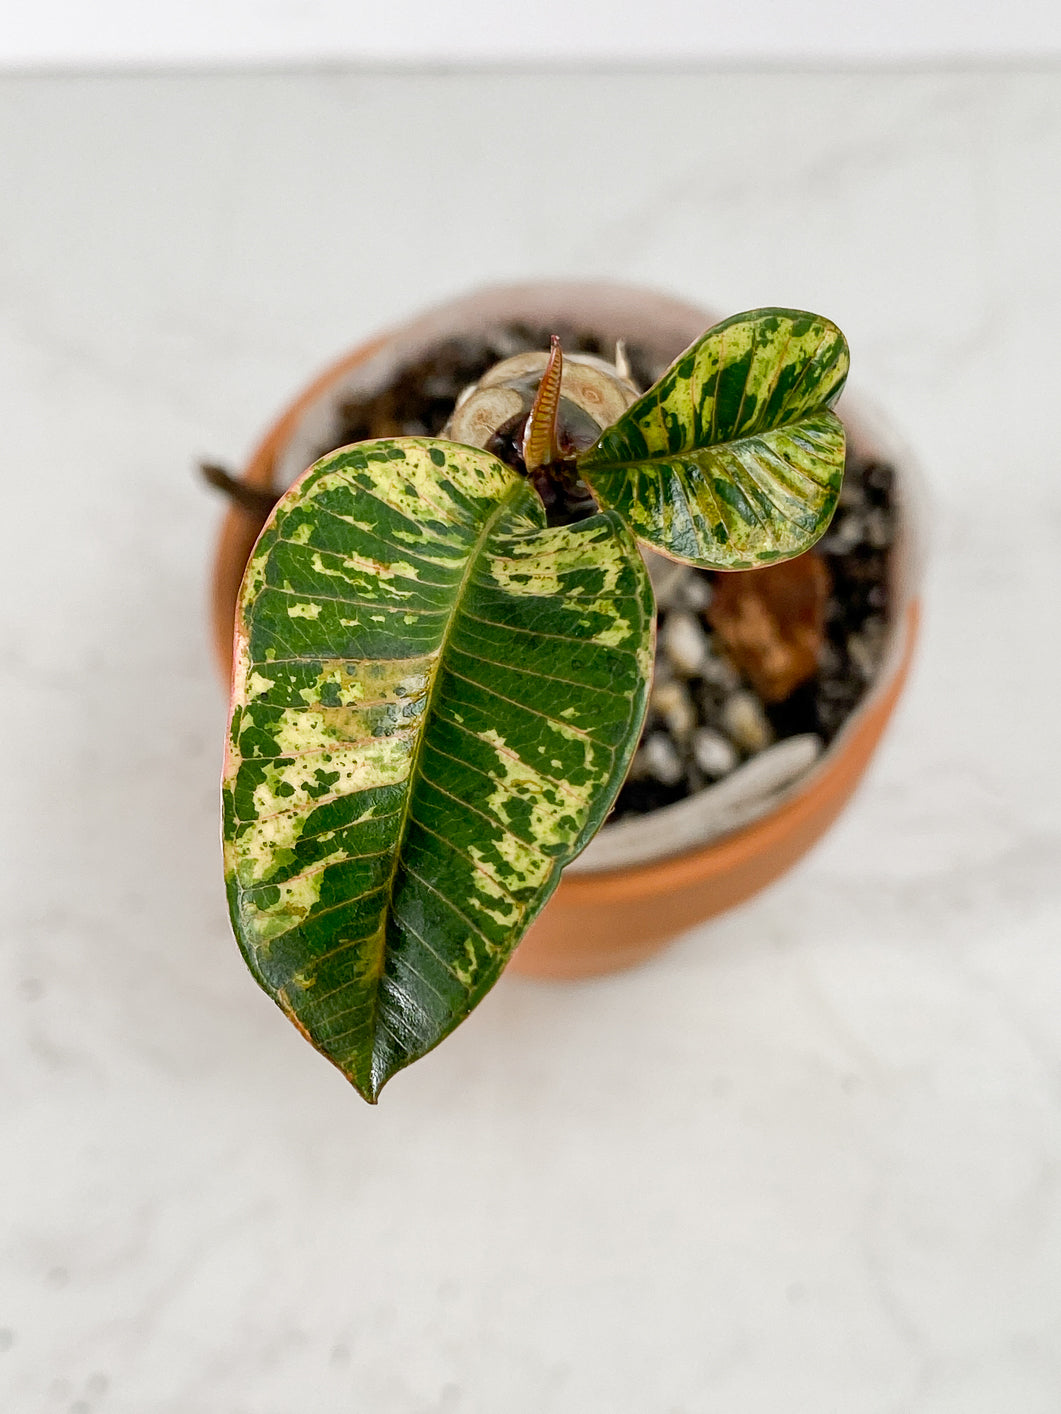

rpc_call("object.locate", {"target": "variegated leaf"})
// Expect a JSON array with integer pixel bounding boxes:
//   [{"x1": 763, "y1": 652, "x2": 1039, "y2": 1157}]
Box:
[
  {"x1": 578, "y1": 308, "x2": 849, "y2": 569},
  {"x1": 223, "y1": 439, "x2": 653, "y2": 1101}
]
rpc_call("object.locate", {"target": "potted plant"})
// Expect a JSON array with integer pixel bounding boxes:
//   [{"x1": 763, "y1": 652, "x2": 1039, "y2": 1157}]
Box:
[{"x1": 212, "y1": 284, "x2": 918, "y2": 1102}]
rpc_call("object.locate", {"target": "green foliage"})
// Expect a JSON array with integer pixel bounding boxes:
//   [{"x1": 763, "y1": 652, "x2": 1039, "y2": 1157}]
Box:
[
  {"x1": 579, "y1": 309, "x2": 848, "y2": 567},
  {"x1": 223, "y1": 309, "x2": 848, "y2": 1098},
  {"x1": 224, "y1": 440, "x2": 653, "y2": 1100}
]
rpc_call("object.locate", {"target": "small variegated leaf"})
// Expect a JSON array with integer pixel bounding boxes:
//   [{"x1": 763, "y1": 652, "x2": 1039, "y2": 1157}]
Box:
[
  {"x1": 223, "y1": 439, "x2": 653, "y2": 1101},
  {"x1": 578, "y1": 308, "x2": 849, "y2": 569}
]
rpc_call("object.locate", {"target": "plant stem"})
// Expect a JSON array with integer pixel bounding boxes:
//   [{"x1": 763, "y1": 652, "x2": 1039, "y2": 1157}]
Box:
[{"x1": 199, "y1": 463, "x2": 279, "y2": 518}]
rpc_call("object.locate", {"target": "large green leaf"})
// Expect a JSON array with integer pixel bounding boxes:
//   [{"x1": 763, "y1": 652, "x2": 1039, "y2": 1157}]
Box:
[
  {"x1": 578, "y1": 308, "x2": 849, "y2": 568},
  {"x1": 223, "y1": 438, "x2": 653, "y2": 1101}
]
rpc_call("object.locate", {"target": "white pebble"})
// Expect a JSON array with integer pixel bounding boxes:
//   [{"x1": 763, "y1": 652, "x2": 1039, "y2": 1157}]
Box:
[
  {"x1": 865, "y1": 508, "x2": 892, "y2": 550},
  {"x1": 677, "y1": 574, "x2": 713, "y2": 612},
  {"x1": 692, "y1": 728, "x2": 739, "y2": 778},
  {"x1": 701, "y1": 647, "x2": 740, "y2": 692},
  {"x1": 721, "y1": 691, "x2": 774, "y2": 754},
  {"x1": 651, "y1": 651, "x2": 675, "y2": 689},
  {"x1": 661, "y1": 611, "x2": 707, "y2": 676},
  {"x1": 638, "y1": 732, "x2": 684, "y2": 786},
  {"x1": 828, "y1": 514, "x2": 864, "y2": 553},
  {"x1": 847, "y1": 633, "x2": 879, "y2": 682},
  {"x1": 650, "y1": 680, "x2": 697, "y2": 741}
]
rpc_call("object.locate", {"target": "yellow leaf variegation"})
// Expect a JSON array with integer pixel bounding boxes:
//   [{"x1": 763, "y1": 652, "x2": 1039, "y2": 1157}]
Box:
[
  {"x1": 221, "y1": 306, "x2": 852, "y2": 1100},
  {"x1": 223, "y1": 439, "x2": 654, "y2": 1100},
  {"x1": 578, "y1": 308, "x2": 850, "y2": 568}
]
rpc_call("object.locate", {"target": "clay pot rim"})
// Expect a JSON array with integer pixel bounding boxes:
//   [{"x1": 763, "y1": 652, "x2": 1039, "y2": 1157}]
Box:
[
  {"x1": 211, "y1": 281, "x2": 920, "y2": 900},
  {"x1": 558, "y1": 600, "x2": 917, "y2": 901}
]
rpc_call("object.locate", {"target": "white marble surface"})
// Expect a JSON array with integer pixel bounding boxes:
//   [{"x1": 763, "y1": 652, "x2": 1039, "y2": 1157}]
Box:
[
  {"x1": 7, "y1": 0, "x2": 1060, "y2": 67},
  {"x1": 2, "y1": 69, "x2": 1060, "y2": 1413}
]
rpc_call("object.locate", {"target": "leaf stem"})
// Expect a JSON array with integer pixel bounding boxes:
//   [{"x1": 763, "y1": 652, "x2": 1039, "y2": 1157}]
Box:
[{"x1": 200, "y1": 462, "x2": 279, "y2": 518}]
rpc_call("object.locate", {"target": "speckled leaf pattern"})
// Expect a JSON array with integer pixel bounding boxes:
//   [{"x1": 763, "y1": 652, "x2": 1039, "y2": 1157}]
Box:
[
  {"x1": 578, "y1": 308, "x2": 849, "y2": 568},
  {"x1": 223, "y1": 439, "x2": 653, "y2": 1101}
]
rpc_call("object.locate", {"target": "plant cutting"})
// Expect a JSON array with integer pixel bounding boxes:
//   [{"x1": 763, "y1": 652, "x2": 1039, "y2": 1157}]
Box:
[{"x1": 222, "y1": 307, "x2": 850, "y2": 1101}]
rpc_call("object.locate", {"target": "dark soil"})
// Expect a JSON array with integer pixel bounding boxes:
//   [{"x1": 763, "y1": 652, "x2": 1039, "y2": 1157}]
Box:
[{"x1": 314, "y1": 323, "x2": 665, "y2": 454}]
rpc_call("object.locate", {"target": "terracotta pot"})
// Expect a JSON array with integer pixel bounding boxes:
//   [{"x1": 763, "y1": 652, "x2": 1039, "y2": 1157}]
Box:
[{"x1": 211, "y1": 283, "x2": 921, "y2": 981}]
